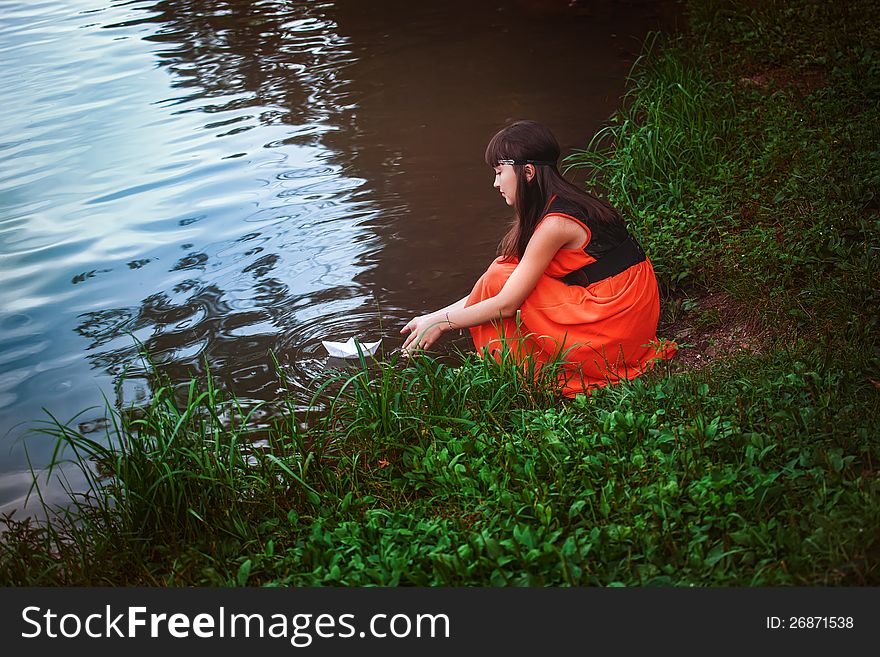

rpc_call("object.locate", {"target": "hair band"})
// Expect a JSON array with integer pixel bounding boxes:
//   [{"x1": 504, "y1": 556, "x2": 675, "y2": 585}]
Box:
[{"x1": 497, "y1": 158, "x2": 556, "y2": 166}]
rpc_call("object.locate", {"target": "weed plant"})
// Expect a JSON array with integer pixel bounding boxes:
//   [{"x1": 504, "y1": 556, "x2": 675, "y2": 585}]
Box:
[{"x1": 2, "y1": 345, "x2": 878, "y2": 586}]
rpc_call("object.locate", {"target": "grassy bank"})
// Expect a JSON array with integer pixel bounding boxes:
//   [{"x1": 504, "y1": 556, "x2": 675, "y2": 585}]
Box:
[{"x1": 3, "y1": 0, "x2": 879, "y2": 585}]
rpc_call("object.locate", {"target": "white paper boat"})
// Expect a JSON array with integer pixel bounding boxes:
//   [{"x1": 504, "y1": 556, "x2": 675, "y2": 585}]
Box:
[{"x1": 321, "y1": 337, "x2": 381, "y2": 359}]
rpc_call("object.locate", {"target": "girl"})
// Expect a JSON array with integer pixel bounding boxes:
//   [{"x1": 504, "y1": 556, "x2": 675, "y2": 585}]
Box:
[{"x1": 400, "y1": 120, "x2": 673, "y2": 396}]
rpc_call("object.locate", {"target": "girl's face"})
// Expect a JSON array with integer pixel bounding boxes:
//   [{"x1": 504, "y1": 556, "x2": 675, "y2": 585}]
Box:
[{"x1": 493, "y1": 164, "x2": 517, "y2": 206}]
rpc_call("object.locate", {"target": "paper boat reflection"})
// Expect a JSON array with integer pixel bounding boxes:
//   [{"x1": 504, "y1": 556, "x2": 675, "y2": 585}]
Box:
[{"x1": 321, "y1": 337, "x2": 381, "y2": 359}]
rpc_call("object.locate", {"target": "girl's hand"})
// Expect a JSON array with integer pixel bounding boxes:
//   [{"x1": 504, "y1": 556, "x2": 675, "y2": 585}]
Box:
[{"x1": 400, "y1": 313, "x2": 446, "y2": 356}]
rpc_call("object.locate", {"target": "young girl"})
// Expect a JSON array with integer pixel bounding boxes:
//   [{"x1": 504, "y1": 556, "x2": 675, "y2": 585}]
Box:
[{"x1": 400, "y1": 120, "x2": 673, "y2": 396}]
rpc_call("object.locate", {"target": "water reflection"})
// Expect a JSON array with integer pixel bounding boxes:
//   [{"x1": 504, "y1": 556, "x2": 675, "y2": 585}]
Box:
[
  {"x1": 0, "y1": 0, "x2": 682, "y2": 513},
  {"x1": 0, "y1": 0, "x2": 381, "y2": 515}
]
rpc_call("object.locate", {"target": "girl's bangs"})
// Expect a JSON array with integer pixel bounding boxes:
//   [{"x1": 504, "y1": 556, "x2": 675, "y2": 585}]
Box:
[{"x1": 485, "y1": 132, "x2": 514, "y2": 167}]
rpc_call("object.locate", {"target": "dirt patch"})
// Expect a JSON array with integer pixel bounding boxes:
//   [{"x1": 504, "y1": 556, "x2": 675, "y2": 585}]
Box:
[
  {"x1": 661, "y1": 291, "x2": 769, "y2": 372},
  {"x1": 738, "y1": 65, "x2": 827, "y2": 96}
]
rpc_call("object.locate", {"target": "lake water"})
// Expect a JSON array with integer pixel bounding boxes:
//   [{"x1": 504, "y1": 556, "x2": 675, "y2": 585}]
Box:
[{"x1": 0, "y1": 0, "x2": 681, "y2": 514}]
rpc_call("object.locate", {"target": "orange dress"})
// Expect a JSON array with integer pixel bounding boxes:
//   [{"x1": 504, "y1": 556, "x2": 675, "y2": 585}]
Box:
[{"x1": 466, "y1": 204, "x2": 674, "y2": 397}]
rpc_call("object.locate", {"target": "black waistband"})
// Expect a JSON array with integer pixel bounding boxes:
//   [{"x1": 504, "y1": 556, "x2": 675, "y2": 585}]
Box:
[{"x1": 561, "y1": 234, "x2": 646, "y2": 287}]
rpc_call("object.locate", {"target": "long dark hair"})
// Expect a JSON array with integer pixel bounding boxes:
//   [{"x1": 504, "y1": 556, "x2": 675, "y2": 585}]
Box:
[{"x1": 485, "y1": 120, "x2": 623, "y2": 260}]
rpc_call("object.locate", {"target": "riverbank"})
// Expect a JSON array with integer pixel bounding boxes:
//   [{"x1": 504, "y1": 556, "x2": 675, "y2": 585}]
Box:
[{"x1": 3, "y1": 0, "x2": 878, "y2": 585}]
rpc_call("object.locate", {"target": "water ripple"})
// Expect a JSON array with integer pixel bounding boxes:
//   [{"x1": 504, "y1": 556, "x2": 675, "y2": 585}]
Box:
[{"x1": 0, "y1": 0, "x2": 370, "y2": 440}]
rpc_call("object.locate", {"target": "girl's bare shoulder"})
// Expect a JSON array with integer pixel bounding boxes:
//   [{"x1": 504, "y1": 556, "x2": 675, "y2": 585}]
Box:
[{"x1": 535, "y1": 213, "x2": 589, "y2": 248}]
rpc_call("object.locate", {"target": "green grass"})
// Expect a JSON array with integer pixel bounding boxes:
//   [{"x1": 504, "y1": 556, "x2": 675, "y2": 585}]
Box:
[
  {"x1": 564, "y1": 32, "x2": 735, "y2": 216},
  {"x1": 2, "y1": 345, "x2": 877, "y2": 586},
  {"x1": 2, "y1": 0, "x2": 879, "y2": 586}
]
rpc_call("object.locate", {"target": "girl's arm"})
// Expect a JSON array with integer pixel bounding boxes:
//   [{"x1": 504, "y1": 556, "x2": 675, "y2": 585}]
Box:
[
  {"x1": 401, "y1": 216, "x2": 582, "y2": 353},
  {"x1": 437, "y1": 295, "x2": 469, "y2": 315}
]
